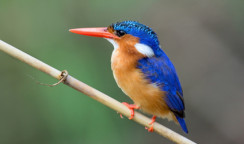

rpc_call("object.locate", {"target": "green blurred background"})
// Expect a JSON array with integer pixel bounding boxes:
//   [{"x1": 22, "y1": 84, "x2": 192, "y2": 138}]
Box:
[{"x1": 0, "y1": 0, "x2": 244, "y2": 144}]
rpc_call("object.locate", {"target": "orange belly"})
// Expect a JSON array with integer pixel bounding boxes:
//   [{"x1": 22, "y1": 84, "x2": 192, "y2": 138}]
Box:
[{"x1": 111, "y1": 49, "x2": 173, "y2": 119}]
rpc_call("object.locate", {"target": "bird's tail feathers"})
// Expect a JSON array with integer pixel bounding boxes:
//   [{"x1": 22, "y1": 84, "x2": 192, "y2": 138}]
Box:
[{"x1": 175, "y1": 115, "x2": 188, "y2": 133}]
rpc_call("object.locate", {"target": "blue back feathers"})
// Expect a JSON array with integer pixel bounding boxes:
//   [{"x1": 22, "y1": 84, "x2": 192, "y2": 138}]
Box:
[
  {"x1": 138, "y1": 54, "x2": 188, "y2": 133},
  {"x1": 137, "y1": 55, "x2": 185, "y2": 115},
  {"x1": 112, "y1": 21, "x2": 188, "y2": 133}
]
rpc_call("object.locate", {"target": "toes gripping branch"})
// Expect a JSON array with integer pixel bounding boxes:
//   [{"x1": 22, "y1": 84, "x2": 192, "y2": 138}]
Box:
[
  {"x1": 122, "y1": 102, "x2": 140, "y2": 120},
  {"x1": 145, "y1": 115, "x2": 156, "y2": 132}
]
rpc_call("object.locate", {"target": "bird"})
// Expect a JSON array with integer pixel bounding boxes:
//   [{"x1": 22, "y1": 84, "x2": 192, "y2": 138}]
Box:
[{"x1": 69, "y1": 21, "x2": 188, "y2": 133}]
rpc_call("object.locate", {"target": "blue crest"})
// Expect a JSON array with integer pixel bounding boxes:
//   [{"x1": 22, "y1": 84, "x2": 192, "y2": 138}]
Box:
[{"x1": 111, "y1": 21, "x2": 163, "y2": 56}]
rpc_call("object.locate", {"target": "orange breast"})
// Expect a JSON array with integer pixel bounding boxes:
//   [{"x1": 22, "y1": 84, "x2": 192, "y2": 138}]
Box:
[{"x1": 111, "y1": 39, "x2": 172, "y2": 118}]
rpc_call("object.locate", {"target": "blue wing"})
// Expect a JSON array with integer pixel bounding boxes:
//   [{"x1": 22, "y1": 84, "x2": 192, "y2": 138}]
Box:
[
  {"x1": 137, "y1": 53, "x2": 188, "y2": 133},
  {"x1": 137, "y1": 53, "x2": 185, "y2": 117}
]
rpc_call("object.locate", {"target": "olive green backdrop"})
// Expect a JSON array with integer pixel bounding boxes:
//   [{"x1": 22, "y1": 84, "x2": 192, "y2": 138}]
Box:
[{"x1": 0, "y1": 0, "x2": 244, "y2": 144}]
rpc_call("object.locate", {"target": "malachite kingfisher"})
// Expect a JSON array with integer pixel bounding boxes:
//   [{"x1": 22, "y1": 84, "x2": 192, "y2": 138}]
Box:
[{"x1": 69, "y1": 21, "x2": 188, "y2": 133}]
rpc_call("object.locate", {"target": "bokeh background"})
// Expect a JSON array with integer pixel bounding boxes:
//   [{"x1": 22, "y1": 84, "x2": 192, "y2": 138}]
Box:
[{"x1": 0, "y1": 0, "x2": 244, "y2": 144}]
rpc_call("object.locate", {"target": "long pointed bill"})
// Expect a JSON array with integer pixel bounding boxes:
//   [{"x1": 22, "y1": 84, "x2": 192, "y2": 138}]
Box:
[{"x1": 69, "y1": 27, "x2": 119, "y2": 39}]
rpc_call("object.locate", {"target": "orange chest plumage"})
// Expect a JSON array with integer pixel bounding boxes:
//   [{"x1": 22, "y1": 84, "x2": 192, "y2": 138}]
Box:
[{"x1": 111, "y1": 46, "x2": 171, "y2": 117}]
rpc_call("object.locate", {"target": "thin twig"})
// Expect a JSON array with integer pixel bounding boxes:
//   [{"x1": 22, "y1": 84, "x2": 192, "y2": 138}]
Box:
[{"x1": 0, "y1": 40, "x2": 196, "y2": 144}]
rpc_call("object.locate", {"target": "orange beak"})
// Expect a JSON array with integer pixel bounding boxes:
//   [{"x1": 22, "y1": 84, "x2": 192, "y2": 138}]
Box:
[{"x1": 69, "y1": 27, "x2": 119, "y2": 39}]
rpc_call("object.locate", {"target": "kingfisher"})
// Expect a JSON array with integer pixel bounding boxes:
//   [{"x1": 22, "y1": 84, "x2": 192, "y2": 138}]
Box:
[{"x1": 69, "y1": 21, "x2": 188, "y2": 133}]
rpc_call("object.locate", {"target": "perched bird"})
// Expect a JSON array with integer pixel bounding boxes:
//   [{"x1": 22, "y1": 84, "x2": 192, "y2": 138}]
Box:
[{"x1": 69, "y1": 21, "x2": 188, "y2": 133}]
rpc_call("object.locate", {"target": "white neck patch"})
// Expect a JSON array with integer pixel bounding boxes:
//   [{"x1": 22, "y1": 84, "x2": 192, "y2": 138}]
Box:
[
  {"x1": 105, "y1": 38, "x2": 119, "y2": 50},
  {"x1": 134, "y1": 43, "x2": 154, "y2": 57}
]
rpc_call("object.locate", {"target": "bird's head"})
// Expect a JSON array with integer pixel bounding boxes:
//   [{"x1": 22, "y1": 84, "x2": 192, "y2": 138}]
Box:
[{"x1": 70, "y1": 21, "x2": 163, "y2": 57}]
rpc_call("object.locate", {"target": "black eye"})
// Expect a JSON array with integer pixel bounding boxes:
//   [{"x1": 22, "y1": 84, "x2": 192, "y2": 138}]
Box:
[{"x1": 116, "y1": 30, "x2": 126, "y2": 37}]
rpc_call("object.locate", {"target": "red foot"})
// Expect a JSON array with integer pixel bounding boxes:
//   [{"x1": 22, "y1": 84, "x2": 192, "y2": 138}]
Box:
[
  {"x1": 145, "y1": 126, "x2": 154, "y2": 132},
  {"x1": 120, "y1": 114, "x2": 123, "y2": 118},
  {"x1": 145, "y1": 116, "x2": 156, "y2": 132},
  {"x1": 122, "y1": 102, "x2": 139, "y2": 120}
]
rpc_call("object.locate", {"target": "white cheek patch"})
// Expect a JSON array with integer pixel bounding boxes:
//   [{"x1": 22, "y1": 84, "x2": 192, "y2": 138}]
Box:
[
  {"x1": 105, "y1": 38, "x2": 119, "y2": 50},
  {"x1": 105, "y1": 39, "x2": 154, "y2": 57},
  {"x1": 135, "y1": 43, "x2": 154, "y2": 57}
]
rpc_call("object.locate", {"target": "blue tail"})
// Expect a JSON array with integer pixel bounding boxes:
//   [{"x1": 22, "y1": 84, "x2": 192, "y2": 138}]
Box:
[{"x1": 176, "y1": 115, "x2": 188, "y2": 133}]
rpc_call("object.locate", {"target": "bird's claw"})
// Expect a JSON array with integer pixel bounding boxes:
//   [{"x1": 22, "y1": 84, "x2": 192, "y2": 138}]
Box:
[
  {"x1": 120, "y1": 114, "x2": 123, "y2": 118},
  {"x1": 145, "y1": 115, "x2": 156, "y2": 132},
  {"x1": 145, "y1": 126, "x2": 154, "y2": 132},
  {"x1": 122, "y1": 102, "x2": 139, "y2": 120}
]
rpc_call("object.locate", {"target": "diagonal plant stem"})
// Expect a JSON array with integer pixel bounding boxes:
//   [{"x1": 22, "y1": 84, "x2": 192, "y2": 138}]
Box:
[{"x1": 0, "y1": 40, "x2": 196, "y2": 144}]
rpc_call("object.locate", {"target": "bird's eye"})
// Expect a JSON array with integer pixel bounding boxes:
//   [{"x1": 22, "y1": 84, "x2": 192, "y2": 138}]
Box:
[{"x1": 116, "y1": 30, "x2": 126, "y2": 37}]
